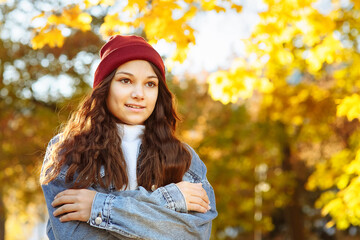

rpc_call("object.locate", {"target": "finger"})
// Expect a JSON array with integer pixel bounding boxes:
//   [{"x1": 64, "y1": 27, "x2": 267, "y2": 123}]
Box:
[
  {"x1": 188, "y1": 183, "x2": 203, "y2": 188},
  {"x1": 52, "y1": 195, "x2": 78, "y2": 207},
  {"x1": 181, "y1": 182, "x2": 201, "y2": 189},
  {"x1": 191, "y1": 188, "x2": 209, "y2": 203},
  {"x1": 191, "y1": 182, "x2": 202, "y2": 186},
  {"x1": 55, "y1": 189, "x2": 85, "y2": 199},
  {"x1": 59, "y1": 211, "x2": 83, "y2": 222},
  {"x1": 200, "y1": 188, "x2": 210, "y2": 204},
  {"x1": 189, "y1": 195, "x2": 211, "y2": 211},
  {"x1": 189, "y1": 195, "x2": 210, "y2": 209},
  {"x1": 189, "y1": 187, "x2": 210, "y2": 204},
  {"x1": 53, "y1": 203, "x2": 78, "y2": 217},
  {"x1": 188, "y1": 183, "x2": 205, "y2": 193},
  {"x1": 187, "y1": 202, "x2": 208, "y2": 213}
]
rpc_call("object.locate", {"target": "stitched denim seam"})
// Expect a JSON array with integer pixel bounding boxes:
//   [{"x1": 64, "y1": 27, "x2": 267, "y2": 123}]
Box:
[
  {"x1": 106, "y1": 195, "x2": 145, "y2": 239},
  {"x1": 159, "y1": 187, "x2": 175, "y2": 210},
  {"x1": 108, "y1": 226, "x2": 144, "y2": 239},
  {"x1": 105, "y1": 194, "x2": 116, "y2": 228},
  {"x1": 187, "y1": 169, "x2": 201, "y2": 182}
]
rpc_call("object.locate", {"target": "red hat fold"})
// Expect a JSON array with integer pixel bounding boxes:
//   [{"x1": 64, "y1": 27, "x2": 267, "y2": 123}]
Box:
[{"x1": 93, "y1": 35, "x2": 165, "y2": 88}]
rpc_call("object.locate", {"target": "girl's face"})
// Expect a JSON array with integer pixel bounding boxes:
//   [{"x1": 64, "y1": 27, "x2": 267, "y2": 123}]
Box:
[{"x1": 106, "y1": 60, "x2": 159, "y2": 125}]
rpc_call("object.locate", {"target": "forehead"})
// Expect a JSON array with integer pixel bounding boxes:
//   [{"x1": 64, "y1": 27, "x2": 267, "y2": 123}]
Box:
[{"x1": 115, "y1": 60, "x2": 155, "y2": 73}]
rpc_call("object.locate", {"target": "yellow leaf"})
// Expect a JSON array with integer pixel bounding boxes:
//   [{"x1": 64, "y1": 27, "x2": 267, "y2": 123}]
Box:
[
  {"x1": 277, "y1": 49, "x2": 294, "y2": 65},
  {"x1": 47, "y1": 15, "x2": 61, "y2": 25},
  {"x1": 171, "y1": 47, "x2": 189, "y2": 63},
  {"x1": 32, "y1": 12, "x2": 45, "y2": 21},
  {"x1": 84, "y1": 0, "x2": 115, "y2": 7},
  {"x1": 214, "y1": 6, "x2": 226, "y2": 13},
  {"x1": 62, "y1": 5, "x2": 92, "y2": 31},
  {"x1": 78, "y1": 13, "x2": 92, "y2": 24},
  {"x1": 291, "y1": 115, "x2": 303, "y2": 125},
  {"x1": 207, "y1": 71, "x2": 231, "y2": 104},
  {"x1": 31, "y1": 28, "x2": 64, "y2": 49},
  {"x1": 231, "y1": 4, "x2": 243, "y2": 13},
  {"x1": 123, "y1": 4, "x2": 139, "y2": 17},
  {"x1": 201, "y1": 0, "x2": 216, "y2": 11},
  {"x1": 256, "y1": 77, "x2": 274, "y2": 93},
  {"x1": 336, "y1": 174, "x2": 350, "y2": 190},
  {"x1": 207, "y1": 69, "x2": 257, "y2": 104},
  {"x1": 183, "y1": 6, "x2": 197, "y2": 20},
  {"x1": 345, "y1": 150, "x2": 360, "y2": 175},
  {"x1": 337, "y1": 94, "x2": 360, "y2": 121},
  {"x1": 322, "y1": 198, "x2": 344, "y2": 216},
  {"x1": 100, "y1": 0, "x2": 115, "y2": 6},
  {"x1": 127, "y1": 0, "x2": 147, "y2": 10},
  {"x1": 337, "y1": 218, "x2": 350, "y2": 230},
  {"x1": 83, "y1": 0, "x2": 100, "y2": 8},
  {"x1": 100, "y1": 14, "x2": 130, "y2": 38},
  {"x1": 306, "y1": 35, "x2": 343, "y2": 73},
  {"x1": 352, "y1": 0, "x2": 360, "y2": 9},
  {"x1": 325, "y1": 220, "x2": 335, "y2": 228},
  {"x1": 314, "y1": 191, "x2": 336, "y2": 208}
]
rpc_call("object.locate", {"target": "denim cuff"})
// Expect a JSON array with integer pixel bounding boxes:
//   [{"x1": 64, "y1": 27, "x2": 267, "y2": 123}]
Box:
[
  {"x1": 159, "y1": 183, "x2": 187, "y2": 213},
  {"x1": 89, "y1": 192, "x2": 115, "y2": 229}
]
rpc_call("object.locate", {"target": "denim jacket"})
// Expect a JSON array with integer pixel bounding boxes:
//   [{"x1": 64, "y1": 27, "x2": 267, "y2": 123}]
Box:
[{"x1": 41, "y1": 135, "x2": 218, "y2": 240}]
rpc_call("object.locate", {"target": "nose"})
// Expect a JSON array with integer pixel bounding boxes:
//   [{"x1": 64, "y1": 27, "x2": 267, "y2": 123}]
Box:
[{"x1": 131, "y1": 84, "x2": 144, "y2": 100}]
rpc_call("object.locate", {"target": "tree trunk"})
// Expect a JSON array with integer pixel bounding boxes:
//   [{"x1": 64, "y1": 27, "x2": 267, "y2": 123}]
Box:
[
  {"x1": 278, "y1": 123, "x2": 305, "y2": 240},
  {"x1": 0, "y1": 188, "x2": 5, "y2": 240},
  {"x1": 283, "y1": 181, "x2": 305, "y2": 240}
]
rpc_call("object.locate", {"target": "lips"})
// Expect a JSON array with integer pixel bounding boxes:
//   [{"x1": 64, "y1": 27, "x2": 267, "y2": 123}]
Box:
[{"x1": 125, "y1": 104, "x2": 145, "y2": 109}]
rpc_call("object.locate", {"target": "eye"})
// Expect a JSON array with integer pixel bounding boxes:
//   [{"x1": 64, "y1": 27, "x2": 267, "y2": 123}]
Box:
[
  {"x1": 119, "y1": 78, "x2": 131, "y2": 84},
  {"x1": 146, "y1": 81, "x2": 157, "y2": 88}
]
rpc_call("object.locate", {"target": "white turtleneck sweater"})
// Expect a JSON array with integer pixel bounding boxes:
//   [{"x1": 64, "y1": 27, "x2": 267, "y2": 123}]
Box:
[{"x1": 117, "y1": 123, "x2": 145, "y2": 190}]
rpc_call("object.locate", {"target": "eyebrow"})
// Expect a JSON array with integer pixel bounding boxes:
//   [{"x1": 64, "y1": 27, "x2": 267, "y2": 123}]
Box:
[{"x1": 115, "y1": 71, "x2": 158, "y2": 79}]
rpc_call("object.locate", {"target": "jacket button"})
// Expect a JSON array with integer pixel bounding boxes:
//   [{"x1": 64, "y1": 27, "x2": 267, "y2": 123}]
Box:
[
  {"x1": 151, "y1": 185, "x2": 157, "y2": 191},
  {"x1": 95, "y1": 216, "x2": 102, "y2": 225}
]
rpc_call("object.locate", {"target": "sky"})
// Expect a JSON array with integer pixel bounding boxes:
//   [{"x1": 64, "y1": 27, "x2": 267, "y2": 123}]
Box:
[{"x1": 155, "y1": 0, "x2": 267, "y2": 76}]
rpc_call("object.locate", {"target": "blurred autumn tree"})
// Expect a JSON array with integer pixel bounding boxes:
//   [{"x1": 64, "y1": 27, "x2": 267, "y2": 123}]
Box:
[
  {"x1": 0, "y1": 1, "x2": 104, "y2": 239},
  {"x1": 206, "y1": 0, "x2": 360, "y2": 239},
  {"x1": 2, "y1": 0, "x2": 360, "y2": 239}
]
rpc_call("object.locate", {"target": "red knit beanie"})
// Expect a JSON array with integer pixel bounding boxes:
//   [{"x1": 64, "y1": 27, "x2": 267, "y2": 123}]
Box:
[{"x1": 93, "y1": 35, "x2": 165, "y2": 88}]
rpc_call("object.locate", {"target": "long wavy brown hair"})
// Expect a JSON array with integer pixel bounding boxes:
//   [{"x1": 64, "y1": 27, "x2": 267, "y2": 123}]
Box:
[{"x1": 41, "y1": 62, "x2": 191, "y2": 191}]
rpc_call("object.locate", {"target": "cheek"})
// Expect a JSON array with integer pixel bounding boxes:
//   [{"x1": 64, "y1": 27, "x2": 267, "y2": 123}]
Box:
[
  {"x1": 105, "y1": 95, "x2": 114, "y2": 116},
  {"x1": 108, "y1": 87, "x2": 126, "y2": 104},
  {"x1": 106, "y1": 91, "x2": 120, "y2": 113},
  {"x1": 150, "y1": 91, "x2": 159, "y2": 109},
  {"x1": 105, "y1": 93, "x2": 111, "y2": 109}
]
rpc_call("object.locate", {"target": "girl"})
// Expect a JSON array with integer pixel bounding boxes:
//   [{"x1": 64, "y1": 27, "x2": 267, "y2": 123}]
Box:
[{"x1": 41, "y1": 35, "x2": 217, "y2": 240}]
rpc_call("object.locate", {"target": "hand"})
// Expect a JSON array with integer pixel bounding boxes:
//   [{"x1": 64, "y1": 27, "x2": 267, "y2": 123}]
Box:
[
  {"x1": 52, "y1": 189, "x2": 96, "y2": 222},
  {"x1": 176, "y1": 181, "x2": 211, "y2": 213}
]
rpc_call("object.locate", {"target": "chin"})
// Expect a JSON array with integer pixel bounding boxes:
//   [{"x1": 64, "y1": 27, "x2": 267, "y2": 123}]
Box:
[{"x1": 125, "y1": 120, "x2": 145, "y2": 125}]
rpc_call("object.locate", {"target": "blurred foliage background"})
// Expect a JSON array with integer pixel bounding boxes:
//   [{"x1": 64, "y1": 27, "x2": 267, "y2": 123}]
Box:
[{"x1": 2, "y1": 0, "x2": 360, "y2": 239}]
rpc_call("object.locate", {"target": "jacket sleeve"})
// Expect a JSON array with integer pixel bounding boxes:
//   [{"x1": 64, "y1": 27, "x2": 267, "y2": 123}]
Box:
[
  {"x1": 42, "y1": 136, "x2": 217, "y2": 240},
  {"x1": 88, "y1": 146, "x2": 217, "y2": 240},
  {"x1": 41, "y1": 136, "x2": 118, "y2": 239},
  {"x1": 42, "y1": 175, "x2": 121, "y2": 239}
]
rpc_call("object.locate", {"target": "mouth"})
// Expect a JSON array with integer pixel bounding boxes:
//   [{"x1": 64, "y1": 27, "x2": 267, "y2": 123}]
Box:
[{"x1": 125, "y1": 104, "x2": 145, "y2": 109}]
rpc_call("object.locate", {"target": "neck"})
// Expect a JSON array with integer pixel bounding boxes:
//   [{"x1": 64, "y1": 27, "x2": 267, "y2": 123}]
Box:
[{"x1": 116, "y1": 123, "x2": 145, "y2": 142}]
